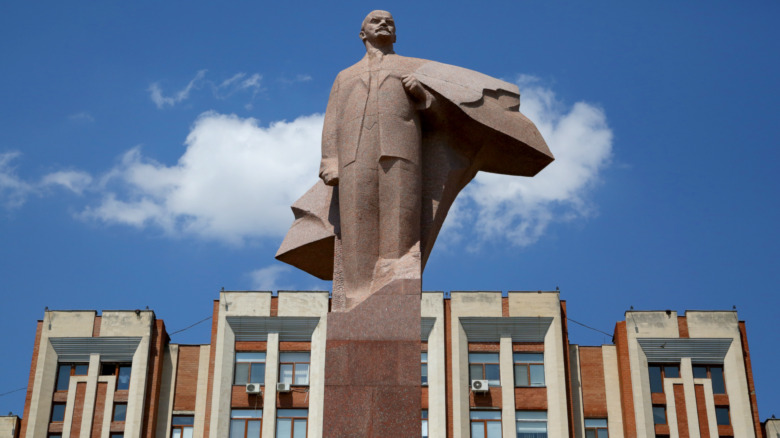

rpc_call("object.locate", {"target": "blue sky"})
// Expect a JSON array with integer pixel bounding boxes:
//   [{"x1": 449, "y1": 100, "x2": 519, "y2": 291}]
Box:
[{"x1": 2, "y1": 1, "x2": 779, "y2": 420}]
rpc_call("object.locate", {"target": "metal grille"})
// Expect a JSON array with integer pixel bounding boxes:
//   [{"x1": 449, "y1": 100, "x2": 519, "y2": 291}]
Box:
[
  {"x1": 460, "y1": 317, "x2": 553, "y2": 342},
  {"x1": 50, "y1": 337, "x2": 142, "y2": 362},
  {"x1": 226, "y1": 316, "x2": 321, "y2": 341},
  {"x1": 421, "y1": 317, "x2": 436, "y2": 341},
  {"x1": 637, "y1": 338, "x2": 733, "y2": 363}
]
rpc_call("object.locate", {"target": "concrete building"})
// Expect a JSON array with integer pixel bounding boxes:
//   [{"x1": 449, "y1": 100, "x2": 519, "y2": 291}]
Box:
[{"x1": 13, "y1": 290, "x2": 773, "y2": 437}]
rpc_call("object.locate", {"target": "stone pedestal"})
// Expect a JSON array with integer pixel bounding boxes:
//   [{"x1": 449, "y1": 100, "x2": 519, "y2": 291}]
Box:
[{"x1": 323, "y1": 279, "x2": 421, "y2": 437}]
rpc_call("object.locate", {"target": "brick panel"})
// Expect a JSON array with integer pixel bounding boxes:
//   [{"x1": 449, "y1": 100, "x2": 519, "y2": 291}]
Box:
[
  {"x1": 470, "y1": 387, "x2": 502, "y2": 408},
  {"x1": 270, "y1": 296, "x2": 278, "y2": 317},
  {"x1": 203, "y1": 300, "x2": 220, "y2": 436},
  {"x1": 511, "y1": 343, "x2": 545, "y2": 352},
  {"x1": 91, "y1": 382, "x2": 108, "y2": 438},
  {"x1": 614, "y1": 321, "x2": 637, "y2": 438},
  {"x1": 142, "y1": 319, "x2": 168, "y2": 437},
  {"x1": 20, "y1": 321, "x2": 42, "y2": 438},
  {"x1": 92, "y1": 316, "x2": 102, "y2": 337},
  {"x1": 694, "y1": 384, "x2": 710, "y2": 438},
  {"x1": 173, "y1": 345, "x2": 201, "y2": 411},
  {"x1": 279, "y1": 341, "x2": 311, "y2": 351},
  {"x1": 677, "y1": 316, "x2": 689, "y2": 338},
  {"x1": 579, "y1": 346, "x2": 608, "y2": 418},
  {"x1": 739, "y1": 321, "x2": 763, "y2": 437},
  {"x1": 70, "y1": 382, "x2": 87, "y2": 437},
  {"x1": 235, "y1": 341, "x2": 268, "y2": 351},
  {"x1": 514, "y1": 387, "x2": 547, "y2": 410},
  {"x1": 673, "y1": 383, "x2": 689, "y2": 438},
  {"x1": 465, "y1": 342, "x2": 500, "y2": 352},
  {"x1": 230, "y1": 385, "x2": 264, "y2": 408},
  {"x1": 421, "y1": 387, "x2": 429, "y2": 409},
  {"x1": 277, "y1": 389, "x2": 310, "y2": 408}
]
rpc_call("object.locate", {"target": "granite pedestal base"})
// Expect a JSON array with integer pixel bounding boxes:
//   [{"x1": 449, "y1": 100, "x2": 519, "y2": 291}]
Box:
[{"x1": 323, "y1": 279, "x2": 421, "y2": 437}]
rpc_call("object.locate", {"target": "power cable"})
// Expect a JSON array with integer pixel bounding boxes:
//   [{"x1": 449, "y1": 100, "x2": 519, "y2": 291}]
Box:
[
  {"x1": 566, "y1": 317, "x2": 612, "y2": 338},
  {"x1": 0, "y1": 387, "x2": 26, "y2": 397},
  {"x1": 169, "y1": 315, "x2": 212, "y2": 337}
]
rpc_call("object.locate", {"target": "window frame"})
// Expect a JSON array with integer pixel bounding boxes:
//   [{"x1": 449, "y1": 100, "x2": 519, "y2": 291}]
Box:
[
  {"x1": 229, "y1": 409, "x2": 262, "y2": 438},
  {"x1": 584, "y1": 418, "x2": 609, "y2": 438},
  {"x1": 170, "y1": 415, "x2": 194, "y2": 438},
  {"x1": 515, "y1": 410, "x2": 548, "y2": 438},
  {"x1": 50, "y1": 402, "x2": 67, "y2": 423},
  {"x1": 470, "y1": 410, "x2": 502, "y2": 438},
  {"x1": 715, "y1": 406, "x2": 731, "y2": 426},
  {"x1": 648, "y1": 363, "x2": 680, "y2": 393},
  {"x1": 275, "y1": 408, "x2": 308, "y2": 438},
  {"x1": 112, "y1": 402, "x2": 127, "y2": 422},
  {"x1": 652, "y1": 405, "x2": 667, "y2": 425},
  {"x1": 468, "y1": 353, "x2": 501, "y2": 387},
  {"x1": 421, "y1": 352, "x2": 428, "y2": 386},
  {"x1": 234, "y1": 352, "x2": 267, "y2": 386},
  {"x1": 278, "y1": 352, "x2": 311, "y2": 387},
  {"x1": 513, "y1": 353, "x2": 545, "y2": 387},
  {"x1": 692, "y1": 364, "x2": 726, "y2": 394},
  {"x1": 101, "y1": 363, "x2": 132, "y2": 391},
  {"x1": 55, "y1": 363, "x2": 88, "y2": 392},
  {"x1": 421, "y1": 410, "x2": 428, "y2": 438}
]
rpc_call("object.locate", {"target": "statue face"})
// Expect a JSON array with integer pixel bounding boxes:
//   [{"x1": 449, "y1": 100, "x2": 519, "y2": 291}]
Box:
[{"x1": 360, "y1": 10, "x2": 396, "y2": 45}]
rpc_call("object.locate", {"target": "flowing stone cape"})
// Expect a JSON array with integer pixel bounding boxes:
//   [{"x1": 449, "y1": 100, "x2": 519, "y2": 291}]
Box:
[{"x1": 276, "y1": 60, "x2": 554, "y2": 280}]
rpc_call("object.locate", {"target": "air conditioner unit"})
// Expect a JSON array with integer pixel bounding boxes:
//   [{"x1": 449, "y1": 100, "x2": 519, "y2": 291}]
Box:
[
  {"x1": 277, "y1": 382, "x2": 291, "y2": 392},
  {"x1": 245, "y1": 383, "x2": 262, "y2": 395},
  {"x1": 471, "y1": 379, "x2": 489, "y2": 392}
]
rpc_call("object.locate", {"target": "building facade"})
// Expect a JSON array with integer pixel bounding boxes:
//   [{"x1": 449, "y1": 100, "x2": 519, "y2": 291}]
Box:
[{"x1": 13, "y1": 290, "x2": 773, "y2": 437}]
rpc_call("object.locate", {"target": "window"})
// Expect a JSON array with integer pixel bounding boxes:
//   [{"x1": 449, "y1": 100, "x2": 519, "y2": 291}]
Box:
[
  {"x1": 50, "y1": 402, "x2": 66, "y2": 422},
  {"x1": 110, "y1": 434, "x2": 124, "y2": 438},
  {"x1": 230, "y1": 409, "x2": 262, "y2": 438},
  {"x1": 469, "y1": 353, "x2": 500, "y2": 387},
  {"x1": 715, "y1": 407, "x2": 730, "y2": 426},
  {"x1": 470, "y1": 410, "x2": 501, "y2": 438},
  {"x1": 112, "y1": 403, "x2": 127, "y2": 422},
  {"x1": 648, "y1": 364, "x2": 679, "y2": 393},
  {"x1": 421, "y1": 410, "x2": 428, "y2": 438},
  {"x1": 652, "y1": 405, "x2": 667, "y2": 425},
  {"x1": 171, "y1": 415, "x2": 194, "y2": 438},
  {"x1": 421, "y1": 352, "x2": 428, "y2": 386},
  {"x1": 584, "y1": 418, "x2": 608, "y2": 438},
  {"x1": 279, "y1": 353, "x2": 310, "y2": 386},
  {"x1": 276, "y1": 409, "x2": 307, "y2": 438},
  {"x1": 693, "y1": 365, "x2": 726, "y2": 394},
  {"x1": 55, "y1": 363, "x2": 88, "y2": 391},
  {"x1": 235, "y1": 352, "x2": 266, "y2": 385},
  {"x1": 514, "y1": 353, "x2": 544, "y2": 387},
  {"x1": 101, "y1": 363, "x2": 132, "y2": 390},
  {"x1": 516, "y1": 411, "x2": 547, "y2": 438}
]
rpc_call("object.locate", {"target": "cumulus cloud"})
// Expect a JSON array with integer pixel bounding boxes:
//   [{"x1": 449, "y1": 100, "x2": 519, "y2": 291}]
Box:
[
  {"x1": 0, "y1": 152, "x2": 34, "y2": 208},
  {"x1": 40, "y1": 170, "x2": 93, "y2": 194},
  {"x1": 440, "y1": 75, "x2": 613, "y2": 247},
  {"x1": 149, "y1": 70, "x2": 264, "y2": 108},
  {"x1": 81, "y1": 112, "x2": 323, "y2": 243}
]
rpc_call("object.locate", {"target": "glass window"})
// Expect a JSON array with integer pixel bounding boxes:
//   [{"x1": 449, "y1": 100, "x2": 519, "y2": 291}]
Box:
[
  {"x1": 422, "y1": 410, "x2": 428, "y2": 438},
  {"x1": 113, "y1": 403, "x2": 127, "y2": 422},
  {"x1": 421, "y1": 352, "x2": 428, "y2": 386},
  {"x1": 276, "y1": 409, "x2": 307, "y2": 438},
  {"x1": 516, "y1": 411, "x2": 547, "y2": 438},
  {"x1": 652, "y1": 406, "x2": 666, "y2": 425},
  {"x1": 171, "y1": 415, "x2": 194, "y2": 438},
  {"x1": 55, "y1": 363, "x2": 88, "y2": 391},
  {"x1": 470, "y1": 410, "x2": 501, "y2": 438},
  {"x1": 715, "y1": 407, "x2": 730, "y2": 426},
  {"x1": 279, "y1": 353, "x2": 310, "y2": 386},
  {"x1": 235, "y1": 352, "x2": 266, "y2": 385},
  {"x1": 50, "y1": 402, "x2": 66, "y2": 422},
  {"x1": 584, "y1": 418, "x2": 608, "y2": 438},
  {"x1": 102, "y1": 363, "x2": 132, "y2": 390},
  {"x1": 693, "y1": 365, "x2": 726, "y2": 394},
  {"x1": 469, "y1": 353, "x2": 500, "y2": 387},
  {"x1": 110, "y1": 434, "x2": 124, "y2": 438},
  {"x1": 648, "y1": 364, "x2": 679, "y2": 393},
  {"x1": 230, "y1": 409, "x2": 262, "y2": 438},
  {"x1": 514, "y1": 353, "x2": 544, "y2": 387}
]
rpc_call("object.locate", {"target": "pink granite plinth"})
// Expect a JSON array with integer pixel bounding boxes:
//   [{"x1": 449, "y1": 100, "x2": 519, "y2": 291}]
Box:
[{"x1": 323, "y1": 279, "x2": 421, "y2": 437}]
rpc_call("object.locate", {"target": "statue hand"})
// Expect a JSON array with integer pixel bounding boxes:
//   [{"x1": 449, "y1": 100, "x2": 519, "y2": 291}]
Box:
[
  {"x1": 320, "y1": 167, "x2": 339, "y2": 186},
  {"x1": 402, "y1": 74, "x2": 426, "y2": 102}
]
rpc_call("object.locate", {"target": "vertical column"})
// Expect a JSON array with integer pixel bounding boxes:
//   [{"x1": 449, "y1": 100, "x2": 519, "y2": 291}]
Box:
[
  {"x1": 262, "y1": 333, "x2": 280, "y2": 438},
  {"x1": 500, "y1": 337, "x2": 516, "y2": 438},
  {"x1": 680, "y1": 358, "x2": 701, "y2": 437},
  {"x1": 193, "y1": 345, "x2": 211, "y2": 438},
  {"x1": 78, "y1": 354, "x2": 101, "y2": 437}
]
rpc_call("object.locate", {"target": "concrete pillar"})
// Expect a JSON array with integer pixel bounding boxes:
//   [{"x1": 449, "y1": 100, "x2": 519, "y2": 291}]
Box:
[
  {"x1": 500, "y1": 337, "x2": 516, "y2": 438},
  {"x1": 262, "y1": 332, "x2": 280, "y2": 438}
]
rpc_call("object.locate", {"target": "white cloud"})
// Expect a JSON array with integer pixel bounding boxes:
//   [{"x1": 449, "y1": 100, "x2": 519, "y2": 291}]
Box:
[
  {"x1": 0, "y1": 152, "x2": 34, "y2": 208},
  {"x1": 440, "y1": 75, "x2": 613, "y2": 247},
  {"x1": 69, "y1": 112, "x2": 95, "y2": 123},
  {"x1": 40, "y1": 170, "x2": 93, "y2": 194},
  {"x1": 81, "y1": 112, "x2": 323, "y2": 244},
  {"x1": 149, "y1": 70, "x2": 207, "y2": 109},
  {"x1": 248, "y1": 265, "x2": 292, "y2": 291},
  {"x1": 149, "y1": 70, "x2": 264, "y2": 108}
]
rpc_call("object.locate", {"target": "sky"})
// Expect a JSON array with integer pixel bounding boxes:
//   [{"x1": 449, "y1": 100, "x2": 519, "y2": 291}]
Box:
[{"x1": 1, "y1": 1, "x2": 779, "y2": 420}]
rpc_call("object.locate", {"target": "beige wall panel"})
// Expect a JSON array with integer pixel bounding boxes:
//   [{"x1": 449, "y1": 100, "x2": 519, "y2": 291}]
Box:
[{"x1": 422, "y1": 292, "x2": 446, "y2": 438}]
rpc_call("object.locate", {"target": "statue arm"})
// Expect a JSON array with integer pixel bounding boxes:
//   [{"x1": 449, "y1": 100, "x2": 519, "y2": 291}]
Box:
[
  {"x1": 402, "y1": 74, "x2": 435, "y2": 110},
  {"x1": 319, "y1": 77, "x2": 340, "y2": 186}
]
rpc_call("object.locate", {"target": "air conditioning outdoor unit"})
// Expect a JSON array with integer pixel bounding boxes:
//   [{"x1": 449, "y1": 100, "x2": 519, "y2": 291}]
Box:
[
  {"x1": 471, "y1": 379, "x2": 489, "y2": 392},
  {"x1": 245, "y1": 383, "x2": 262, "y2": 395},
  {"x1": 277, "y1": 382, "x2": 291, "y2": 392}
]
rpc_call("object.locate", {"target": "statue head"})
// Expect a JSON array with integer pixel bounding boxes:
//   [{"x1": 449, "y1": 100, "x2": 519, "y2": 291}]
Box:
[{"x1": 360, "y1": 10, "x2": 396, "y2": 47}]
